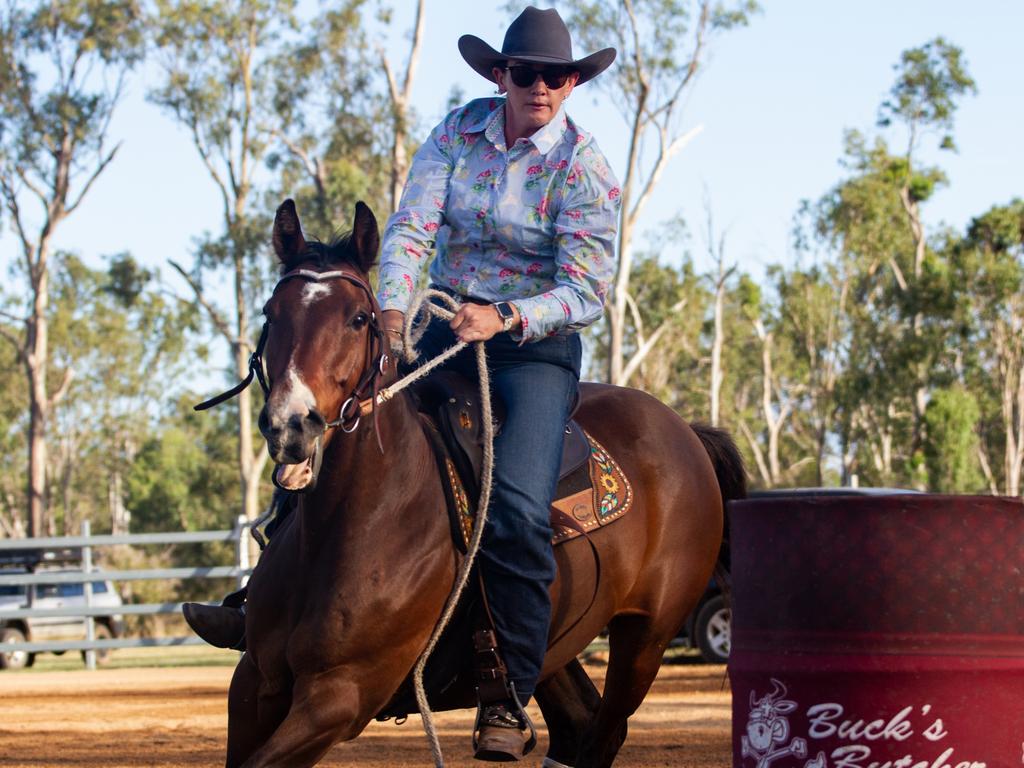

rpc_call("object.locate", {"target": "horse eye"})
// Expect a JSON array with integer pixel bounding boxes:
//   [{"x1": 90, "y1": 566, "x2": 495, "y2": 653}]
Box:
[{"x1": 351, "y1": 312, "x2": 369, "y2": 330}]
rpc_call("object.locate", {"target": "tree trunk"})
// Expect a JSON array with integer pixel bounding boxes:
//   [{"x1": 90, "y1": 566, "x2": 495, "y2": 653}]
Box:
[
  {"x1": 390, "y1": 124, "x2": 407, "y2": 215},
  {"x1": 384, "y1": 0, "x2": 424, "y2": 216},
  {"x1": 232, "y1": 250, "x2": 259, "y2": 524},
  {"x1": 607, "y1": 78, "x2": 647, "y2": 386},
  {"x1": 709, "y1": 266, "x2": 725, "y2": 427},
  {"x1": 900, "y1": 184, "x2": 929, "y2": 487},
  {"x1": 26, "y1": 250, "x2": 50, "y2": 538}
]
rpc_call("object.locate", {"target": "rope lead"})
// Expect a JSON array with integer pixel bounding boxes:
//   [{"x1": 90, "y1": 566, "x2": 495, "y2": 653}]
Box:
[{"x1": 394, "y1": 290, "x2": 497, "y2": 768}]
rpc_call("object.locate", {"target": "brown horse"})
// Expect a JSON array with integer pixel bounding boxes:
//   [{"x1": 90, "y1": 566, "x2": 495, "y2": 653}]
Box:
[{"x1": 224, "y1": 199, "x2": 745, "y2": 767}]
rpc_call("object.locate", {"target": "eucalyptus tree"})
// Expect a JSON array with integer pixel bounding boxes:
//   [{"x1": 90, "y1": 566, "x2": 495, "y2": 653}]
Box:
[
  {"x1": 771, "y1": 261, "x2": 850, "y2": 486},
  {"x1": 582, "y1": 214, "x2": 710, "y2": 405},
  {"x1": 953, "y1": 200, "x2": 1024, "y2": 494},
  {"x1": 810, "y1": 132, "x2": 923, "y2": 486},
  {"x1": 0, "y1": 335, "x2": 27, "y2": 537},
  {"x1": 126, "y1": 393, "x2": 239, "y2": 535},
  {"x1": 379, "y1": 0, "x2": 425, "y2": 215},
  {"x1": 150, "y1": 0, "x2": 299, "y2": 525},
  {"x1": 876, "y1": 38, "x2": 976, "y2": 457},
  {"x1": 266, "y1": 0, "x2": 392, "y2": 235},
  {"x1": 725, "y1": 271, "x2": 816, "y2": 489},
  {"x1": 805, "y1": 36, "x2": 974, "y2": 488},
  {"x1": 554, "y1": 0, "x2": 758, "y2": 385},
  {"x1": 45, "y1": 253, "x2": 193, "y2": 535},
  {"x1": 0, "y1": 0, "x2": 144, "y2": 536}
]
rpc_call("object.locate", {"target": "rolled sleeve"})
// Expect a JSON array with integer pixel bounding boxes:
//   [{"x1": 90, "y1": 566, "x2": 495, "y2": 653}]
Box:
[
  {"x1": 512, "y1": 144, "x2": 620, "y2": 341},
  {"x1": 377, "y1": 113, "x2": 457, "y2": 312}
]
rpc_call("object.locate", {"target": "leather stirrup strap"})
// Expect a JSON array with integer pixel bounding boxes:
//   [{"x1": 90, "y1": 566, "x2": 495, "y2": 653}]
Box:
[{"x1": 473, "y1": 569, "x2": 514, "y2": 705}]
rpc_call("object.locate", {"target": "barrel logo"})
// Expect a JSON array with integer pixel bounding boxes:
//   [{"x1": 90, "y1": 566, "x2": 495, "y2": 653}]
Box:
[
  {"x1": 742, "y1": 678, "x2": 825, "y2": 768},
  {"x1": 741, "y1": 678, "x2": 988, "y2": 768}
]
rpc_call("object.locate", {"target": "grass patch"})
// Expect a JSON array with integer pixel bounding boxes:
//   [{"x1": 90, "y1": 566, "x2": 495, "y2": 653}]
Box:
[{"x1": 8, "y1": 644, "x2": 238, "y2": 673}]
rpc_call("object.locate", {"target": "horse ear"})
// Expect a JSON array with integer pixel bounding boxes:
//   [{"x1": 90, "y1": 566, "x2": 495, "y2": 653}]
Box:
[
  {"x1": 273, "y1": 199, "x2": 307, "y2": 262},
  {"x1": 351, "y1": 201, "x2": 379, "y2": 273}
]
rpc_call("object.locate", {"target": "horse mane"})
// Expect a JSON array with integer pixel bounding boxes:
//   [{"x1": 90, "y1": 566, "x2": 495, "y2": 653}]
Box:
[{"x1": 279, "y1": 230, "x2": 358, "y2": 274}]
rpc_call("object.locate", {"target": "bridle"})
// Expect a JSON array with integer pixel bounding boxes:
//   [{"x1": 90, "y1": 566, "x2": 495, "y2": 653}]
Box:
[{"x1": 194, "y1": 265, "x2": 391, "y2": 480}]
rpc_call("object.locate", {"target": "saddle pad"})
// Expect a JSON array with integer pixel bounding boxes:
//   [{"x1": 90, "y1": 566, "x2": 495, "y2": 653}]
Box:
[{"x1": 446, "y1": 432, "x2": 633, "y2": 549}]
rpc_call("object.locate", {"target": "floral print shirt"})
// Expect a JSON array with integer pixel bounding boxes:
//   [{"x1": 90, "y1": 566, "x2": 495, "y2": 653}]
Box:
[{"x1": 377, "y1": 97, "x2": 620, "y2": 342}]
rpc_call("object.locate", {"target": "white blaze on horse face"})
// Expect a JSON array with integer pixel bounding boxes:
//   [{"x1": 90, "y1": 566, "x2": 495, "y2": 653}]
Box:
[
  {"x1": 271, "y1": 364, "x2": 318, "y2": 425},
  {"x1": 300, "y1": 281, "x2": 333, "y2": 306}
]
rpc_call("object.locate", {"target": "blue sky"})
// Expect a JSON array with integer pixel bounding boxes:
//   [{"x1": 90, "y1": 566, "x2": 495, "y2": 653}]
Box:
[{"x1": 4, "y1": 0, "x2": 1022, "y2": 306}]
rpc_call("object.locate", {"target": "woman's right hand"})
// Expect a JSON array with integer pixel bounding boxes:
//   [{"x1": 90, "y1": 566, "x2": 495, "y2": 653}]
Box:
[
  {"x1": 382, "y1": 310, "x2": 406, "y2": 353},
  {"x1": 382, "y1": 310, "x2": 405, "y2": 335}
]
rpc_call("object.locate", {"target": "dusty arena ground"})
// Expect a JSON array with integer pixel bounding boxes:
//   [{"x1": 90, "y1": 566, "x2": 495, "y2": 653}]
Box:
[{"x1": 0, "y1": 648, "x2": 732, "y2": 767}]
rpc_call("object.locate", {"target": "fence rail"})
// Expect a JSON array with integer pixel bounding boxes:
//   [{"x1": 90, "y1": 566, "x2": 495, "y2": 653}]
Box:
[
  {"x1": 0, "y1": 566, "x2": 246, "y2": 586},
  {"x1": 0, "y1": 518, "x2": 252, "y2": 669}
]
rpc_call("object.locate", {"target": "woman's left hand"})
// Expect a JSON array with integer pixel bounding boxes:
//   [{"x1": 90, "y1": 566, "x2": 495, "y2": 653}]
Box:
[{"x1": 450, "y1": 303, "x2": 518, "y2": 343}]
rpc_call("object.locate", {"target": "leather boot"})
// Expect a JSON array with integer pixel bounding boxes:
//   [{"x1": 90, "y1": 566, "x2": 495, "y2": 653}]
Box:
[
  {"x1": 182, "y1": 602, "x2": 246, "y2": 650},
  {"x1": 473, "y1": 702, "x2": 535, "y2": 762}
]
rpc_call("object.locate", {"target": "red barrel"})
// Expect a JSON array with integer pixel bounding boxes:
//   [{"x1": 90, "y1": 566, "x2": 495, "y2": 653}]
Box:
[{"x1": 729, "y1": 494, "x2": 1024, "y2": 768}]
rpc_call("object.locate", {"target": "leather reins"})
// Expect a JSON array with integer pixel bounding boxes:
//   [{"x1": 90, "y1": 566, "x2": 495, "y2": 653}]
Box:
[{"x1": 194, "y1": 266, "x2": 391, "y2": 472}]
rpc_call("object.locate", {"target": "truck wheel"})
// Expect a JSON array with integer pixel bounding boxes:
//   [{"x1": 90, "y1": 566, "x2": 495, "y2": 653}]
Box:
[
  {"x1": 695, "y1": 595, "x2": 731, "y2": 664},
  {"x1": 0, "y1": 627, "x2": 30, "y2": 670},
  {"x1": 81, "y1": 623, "x2": 113, "y2": 666}
]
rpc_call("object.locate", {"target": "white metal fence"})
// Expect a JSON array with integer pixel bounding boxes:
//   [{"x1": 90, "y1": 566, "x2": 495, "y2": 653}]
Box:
[{"x1": 0, "y1": 517, "x2": 252, "y2": 670}]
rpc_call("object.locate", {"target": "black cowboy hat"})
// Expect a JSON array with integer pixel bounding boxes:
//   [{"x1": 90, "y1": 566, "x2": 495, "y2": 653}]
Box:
[{"x1": 458, "y1": 7, "x2": 616, "y2": 86}]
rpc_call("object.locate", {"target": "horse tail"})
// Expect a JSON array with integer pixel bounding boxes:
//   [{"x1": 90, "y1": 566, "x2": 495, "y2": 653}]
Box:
[
  {"x1": 690, "y1": 422, "x2": 746, "y2": 600},
  {"x1": 690, "y1": 422, "x2": 747, "y2": 503}
]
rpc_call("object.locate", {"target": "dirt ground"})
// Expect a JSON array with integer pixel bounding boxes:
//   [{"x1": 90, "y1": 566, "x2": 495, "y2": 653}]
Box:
[{"x1": 0, "y1": 658, "x2": 732, "y2": 767}]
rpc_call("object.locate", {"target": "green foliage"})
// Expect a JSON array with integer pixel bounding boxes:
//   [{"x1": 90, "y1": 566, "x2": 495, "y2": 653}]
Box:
[
  {"x1": 812, "y1": 39, "x2": 978, "y2": 487},
  {"x1": 125, "y1": 397, "x2": 238, "y2": 532},
  {"x1": 263, "y1": 0, "x2": 391, "y2": 233},
  {"x1": 0, "y1": 0, "x2": 144, "y2": 198},
  {"x1": 44, "y1": 253, "x2": 197, "y2": 533},
  {"x1": 586, "y1": 219, "x2": 710, "y2": 407},
  {"x1": 0, "y1": 330, "x2": 28, "y2": 535},
  {"x1": 924, "y1": 386, "x2": 983, "y2": 493},
  {"x1": 877, "y1": 37, "x2": 977, "y2": 152}
]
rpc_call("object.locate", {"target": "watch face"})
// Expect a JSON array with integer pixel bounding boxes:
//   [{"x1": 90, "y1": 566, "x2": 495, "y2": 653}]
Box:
[{"x1": 495, "y1": 302, "x2": 514, "y2": 320}]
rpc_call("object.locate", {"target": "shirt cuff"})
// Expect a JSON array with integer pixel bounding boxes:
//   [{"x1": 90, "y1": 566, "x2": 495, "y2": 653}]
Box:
[{"x1": 510, "y1": 295, "x2": 567, "y2": 343}]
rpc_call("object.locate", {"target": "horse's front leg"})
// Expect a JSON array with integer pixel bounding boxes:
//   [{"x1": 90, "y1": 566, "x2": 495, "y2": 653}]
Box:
[
  {"x1": 226, "y1": 654, "x2": 293, "y2": 767},
  {"x1": 238, "y1": 670, "x2": 373, "y2": 768},
  {"x1": 226, "y1": 654, "x2": 262, "y2": 767}
]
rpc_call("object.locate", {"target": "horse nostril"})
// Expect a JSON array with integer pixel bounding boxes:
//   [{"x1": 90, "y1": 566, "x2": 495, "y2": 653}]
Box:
[
  {"x1": 258, "y1": 407, "x2": 273, "y2": 435},
  {"x1": 306, "y1": 409, "x2": 326, "y2": 431}
]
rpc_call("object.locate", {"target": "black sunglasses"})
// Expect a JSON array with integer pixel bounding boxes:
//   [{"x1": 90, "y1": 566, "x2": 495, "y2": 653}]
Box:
[{"x1": 505, "y1": 65, "x2": 574, "y2": 90}]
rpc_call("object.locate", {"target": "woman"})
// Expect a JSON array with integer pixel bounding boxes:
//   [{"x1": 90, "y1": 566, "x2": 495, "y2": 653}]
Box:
[
  {"x1": 379, "y1": 6, "x2": 619, "y2": 761},
  {"x1": 185, "y1": 7, "x2": 619, "y2": 761}
]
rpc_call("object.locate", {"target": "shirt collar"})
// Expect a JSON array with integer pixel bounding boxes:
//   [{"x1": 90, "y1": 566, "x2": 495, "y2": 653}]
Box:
[
  {"x1": 464, "y1": 99, "x2": 503, "y2": 137},
  {"x1": 527, "y1": 104, "x2": 568, "y2": 155},
  {"x1": 468, "y1": 100, "x2": 569, "y2": 155}
]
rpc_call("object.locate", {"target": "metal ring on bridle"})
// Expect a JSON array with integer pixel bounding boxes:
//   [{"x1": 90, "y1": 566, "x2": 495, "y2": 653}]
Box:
[{"x1": 339, "y1": 396, "x2": 361, "y2": 433}]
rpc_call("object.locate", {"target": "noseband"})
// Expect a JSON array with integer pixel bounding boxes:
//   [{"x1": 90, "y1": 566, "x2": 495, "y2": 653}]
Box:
[{"x1": 194, "y1": 265, "x2": 390, "y2": 452}]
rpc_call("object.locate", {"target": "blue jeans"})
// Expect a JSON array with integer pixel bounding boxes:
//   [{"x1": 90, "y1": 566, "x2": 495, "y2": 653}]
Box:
[{"x1": 415, "y1": 315, "x2": 582, "y2": 700}]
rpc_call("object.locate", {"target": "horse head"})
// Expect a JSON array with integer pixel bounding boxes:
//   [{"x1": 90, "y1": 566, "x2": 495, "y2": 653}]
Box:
[{"x1": 257, "y1": 198, "x2": 383, "y2": 491}]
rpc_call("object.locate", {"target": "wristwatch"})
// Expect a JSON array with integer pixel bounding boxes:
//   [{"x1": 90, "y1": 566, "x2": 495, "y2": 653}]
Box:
[{"x1": 494, "y1": 302, "x2": 516, "y2": 332}]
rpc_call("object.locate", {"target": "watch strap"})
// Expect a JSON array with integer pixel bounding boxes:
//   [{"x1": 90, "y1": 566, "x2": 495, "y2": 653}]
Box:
[{"x1": 494, "y1": 302, "x2": 515, "y2": 332}]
